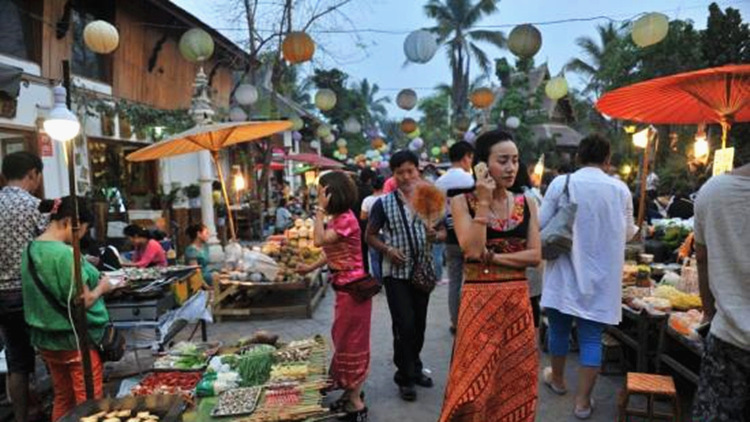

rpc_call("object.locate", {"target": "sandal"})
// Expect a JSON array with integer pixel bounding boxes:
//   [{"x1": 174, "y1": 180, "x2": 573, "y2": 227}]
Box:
[
  {"x1": 543, "y1": 367, "x2": 568, "y2": 395},
  {"x1": 329, "y1": 392, "x2": 365, "y2": 413},
  {"x1": 574, "y1": 398, "x2": 595, "y2": 420},
  {"x1": 340, "y1": 406, "x2": 368, "y2": 422}
]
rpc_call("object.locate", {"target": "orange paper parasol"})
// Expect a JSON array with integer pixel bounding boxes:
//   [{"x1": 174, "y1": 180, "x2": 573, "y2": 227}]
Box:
[
  {"x1": 126, "y1": 120, "x2": 292, "y2": 239},
  {"x1": 596, "y1": 64, "x2": 750, "y2": 147}
]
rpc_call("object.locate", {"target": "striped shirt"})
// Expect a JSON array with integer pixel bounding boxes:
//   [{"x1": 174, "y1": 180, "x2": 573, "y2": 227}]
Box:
[{"x1": 368, "y1": 191, "x2": 429, "y2": 280}]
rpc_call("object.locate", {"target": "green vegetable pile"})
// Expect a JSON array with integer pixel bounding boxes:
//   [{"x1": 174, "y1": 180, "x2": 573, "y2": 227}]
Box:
[{"x1": 234, "y1": 345, "x2": 276, "y2": 387}]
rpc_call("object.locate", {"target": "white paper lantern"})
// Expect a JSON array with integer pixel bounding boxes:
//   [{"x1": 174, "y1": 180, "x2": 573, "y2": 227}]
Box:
[
  {"x1": 324, "y1": 134, "x2": 336, "y2": 144},
  {"x1": 632, "y1": 13, "x2": 669, "y2": 48},
  {"x1": 506, "y1": 116, "x2": 521, "y2": 129},
  {"x1": 545, "y1": 76, "x2": 569, "y2": 100},
  {"x1": 464, "y1": 131, "x2": 477, "y2": 143},
  {"x1": 310, "y1": 140, "x2": 320, "y2": 149},
  {"x1": 229, "y1": 107, "x2": 247, "y2": 122},
  {"x1": 316, "y1": 125, "x2": 331, "y2": 139},
  {"x1": 336, "y1": 138, "x2": 348, "y2": 148},
  {"x1": 83, "y1": 20, "x2": 120, "y2": 54},
  {"x1": 235, "y1": 84, "x2": 258, "y2": 106},
  {"x1": 344, "y1": 117, "x2": 362, "y2": 134},
  {"x1": 315, "y1": 89, "x2": 337, "y2": 111},
  {"x1": 410, "y1": 137, "x2": 424, "y2": 150},
  {"x1": 397, "y1": 89, "x2": 418, "y2": 111},
  {"x1": 403, "y1": 30, "x2": 438, "y2": 64},
  {"x1": 446, "y1": 139, "x2": 456, "y2": 147},
  {"x1": 420, "y1": 152, "x2": 428, "y2": 160}
]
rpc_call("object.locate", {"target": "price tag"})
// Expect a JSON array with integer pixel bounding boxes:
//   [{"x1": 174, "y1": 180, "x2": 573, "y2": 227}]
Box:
[{"x1": 713, "y1": 147, "x2": 735, "y2": 176}]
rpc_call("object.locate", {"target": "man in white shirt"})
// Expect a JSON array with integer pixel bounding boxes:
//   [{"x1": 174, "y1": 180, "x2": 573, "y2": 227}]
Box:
[
  {"x1": 692, "y1": 161, "x2": 750, "y2": 422},
  {"x1": 540, "y1": 134, "x2": 636, "y2": 419},
  {"x1": 434, "y1": 141, "x2": 474, "y2": 334}
]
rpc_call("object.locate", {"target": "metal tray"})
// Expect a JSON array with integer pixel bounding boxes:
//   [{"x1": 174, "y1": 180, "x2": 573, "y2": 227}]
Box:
[
  {"x1": 59, "y1": 394, "x2": 184, "y2": 422},
  {"x1": 210, "y1": 386, "x2": 263, "y2": 417}
]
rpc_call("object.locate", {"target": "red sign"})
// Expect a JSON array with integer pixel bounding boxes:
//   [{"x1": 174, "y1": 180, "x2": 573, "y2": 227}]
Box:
[{"x1": 38, "y1": 133, "x2": 53, "y2": 157}]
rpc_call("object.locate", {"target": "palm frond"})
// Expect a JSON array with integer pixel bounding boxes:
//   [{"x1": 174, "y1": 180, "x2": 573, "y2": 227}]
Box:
[
  {"x1": 465, "y1": 0, "x2": 498, "y2": 26},
  {"x1": 565, "y1": 58, "x2": 597, "y2": 77},
  {"x1": 469, "y1": 42, "x2": 491, "y2": 74},
  {"x1": 468, "y1": 30, "x2": 506, "y2": 48},
  {"x1": 424, "y1": 2, "x2": 453, "y2": 23}
]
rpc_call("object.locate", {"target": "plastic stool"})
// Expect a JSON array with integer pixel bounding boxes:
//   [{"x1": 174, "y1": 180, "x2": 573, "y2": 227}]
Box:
[{"x1": 619, "y1": 373, "x2": 680, "y2": 422}]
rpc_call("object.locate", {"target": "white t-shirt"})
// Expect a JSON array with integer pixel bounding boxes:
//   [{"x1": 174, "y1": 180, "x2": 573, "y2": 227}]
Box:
[
  {"x1": 694, "y1": 173, "x2": 750, "y2": 351},
  {"x1": 435, "y1": 167, "x2": 475, "y2": 192},
  {"x1": 361, "y1": 194, "x2": 383, "y2": 217},
  {"x1": 540, "y1": 168, "x2": 637, "y2": 325}
]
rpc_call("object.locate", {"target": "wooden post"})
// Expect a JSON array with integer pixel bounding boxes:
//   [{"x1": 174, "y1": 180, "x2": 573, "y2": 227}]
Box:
[
  {"x1": 63, "y1": 60, "x2": 95, "y2": 399},
  {"x1": 211, "y1": 151, "x2": 237, "y2": 240},
  {"x1": 636, "y1": 136, "x2": 651, "y2": 233}
]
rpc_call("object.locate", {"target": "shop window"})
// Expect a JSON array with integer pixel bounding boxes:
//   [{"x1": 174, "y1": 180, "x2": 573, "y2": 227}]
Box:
[{"x1": 0, "y1": 0, "x2": 43, "y2": 63}]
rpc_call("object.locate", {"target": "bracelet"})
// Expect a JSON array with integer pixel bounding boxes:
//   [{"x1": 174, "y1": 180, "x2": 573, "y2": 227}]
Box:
[
  {"x1": 315, "y1": 206, "x2": 326, "y2": 214},
  {"x1": 473, "y1": 217, "x2": 489, "y2": 226},
  {"x1": 481, "y1": 249, "x2": 494, "y2": 266}
]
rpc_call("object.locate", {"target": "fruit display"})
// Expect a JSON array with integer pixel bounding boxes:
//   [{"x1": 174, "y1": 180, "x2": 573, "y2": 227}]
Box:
[
  {"x1": 261, "y1": 219, "x2": 323, "y2": 283},
  {"x1": 131, "y1": 372, "x2": 202, "y2": 403}
]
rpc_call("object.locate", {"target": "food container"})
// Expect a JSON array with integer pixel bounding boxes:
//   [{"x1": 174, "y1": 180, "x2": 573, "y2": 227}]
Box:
[
  {"x1": 210, "y1": 386, "x2": 263, "y2": 417},
  {"x1": 59, "y1": 395, "x2": 184, "y2": 422},
  {"x1": 639, "y1": 253, "x2": 654, "y2": 264}
]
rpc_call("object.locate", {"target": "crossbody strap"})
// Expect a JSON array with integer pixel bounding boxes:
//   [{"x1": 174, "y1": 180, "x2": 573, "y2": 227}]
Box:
[
  {"x1": 393, "y1": 194, "x2": 419, "y2": 264},
  {"x1": 563, "y1": 174, "x2": 571, "y2": 200},
  {"x1": 26, "y1": 242, "x2": 70, "y2": 318}
]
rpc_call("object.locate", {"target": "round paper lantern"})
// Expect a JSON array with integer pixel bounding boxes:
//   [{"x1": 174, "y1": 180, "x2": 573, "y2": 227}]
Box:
[
  {"x1": 470, "y1": 87, "x2": 495, "y2": 109},
  {"x1": 431, "y1": 146, "x2": 441, "y2": 157},
  {"x1": 293, "y1": 131, "x2": 303, "y2": 142},
  {"x1": 315, "y1": 89, "x2": 337, "y2": 111},
  {"x1": 411, "y1": 137, "x2": 424, "y2": 150},
  {"x1": 380, "y1": 161, "x2": 389, "y2": 169},
  {"x1": 316, "y1": 125, "x2": 331, "y2": 139},
  {"x1": 83, "y1": 20, "x2": 119, "y2": 54},
  {"x1": 179, "y1": 28, "x2": 214, "y2": 63},
  {"x1": 324, "y1": 134, "x2": 336, "y2": 144},
  {"x1": 545, "y1": 76, "x2": 568, "y2": 100},
  {"x1": 420, "y1": 152, "x2": 428, "y2": 160},
  {"x1": 406, "y1": 128, "x2": 421, "y2": 140},
  {"x1": 371, "y1": 137, "x2": 385, "y2": 149},
  {"x1": 446, "y1": 139, "x2": 456, "y2": 147},
  {"x1": 229, "y1": 107, "x2": 247, "y2": 122},
  {"x1": 336, "y1": 138, "x2": 347, "y2": 148},
  {"x1": 403, "y1": 30, "x2": 438, "y2": 64},
  {"x1": 338, "y1": 146, "x2": 348, "y2": 155},
  {"x1": 441, "y1": 145, "x2": 449, "y2": 154},
  {"x1": 507, "y1": 24, "x2": 542, "y2": 58},
  {"x1": 455, "y1": 116, "x2": 471, "y2": 132},
  {"x1": 401, "y1": 118, "x2": 418, "y2": 134},
  {"x1": 310, "y1": 140, "x2": 320, "y2": 149},
  {"x1": 506, "y1": 116, "x2": 521, "y2": 129},
  {"x1": 289, "y1": 115, "x2": 304, "y2": 131},
  {"x1": 344, "y1": 117, "x2": 361, "y2": 134},
  {"x1": 464, "y1": 131, "x2": 477, "y2": 143},
  {"x1": 396, "y1": 89, "x2": 418, "y2": 111},
  {"x1": 632, "y1": 13, "x2": 669, "y2": 48},
  {"x1": 235, "y1": 84, "x2": 258, "y2": 106},
  {"x1": 281, "y1": 31, "x2": 315, "y2": 64}
]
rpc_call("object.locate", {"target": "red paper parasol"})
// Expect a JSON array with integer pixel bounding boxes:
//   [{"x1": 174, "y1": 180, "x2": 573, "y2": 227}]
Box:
[
  {"x1": 284, "y1": 153, "x2": 345, "y2": 169},
  {"x1": 596, "y1": 64, "x2": 750, "y2": 147}
]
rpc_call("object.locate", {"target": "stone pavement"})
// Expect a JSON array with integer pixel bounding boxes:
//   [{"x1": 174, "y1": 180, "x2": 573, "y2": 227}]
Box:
[{"x1": 196, "y1": 281, "x2": 636, "y2": 422}]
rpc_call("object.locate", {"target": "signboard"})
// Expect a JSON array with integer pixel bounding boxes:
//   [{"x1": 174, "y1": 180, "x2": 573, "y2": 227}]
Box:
[
  {"x1": 38, "y1": 133, "x2": 53, "y2": 157},
  {"x1": 713, "y1": 147, "x2": 735, "y2": 176}
]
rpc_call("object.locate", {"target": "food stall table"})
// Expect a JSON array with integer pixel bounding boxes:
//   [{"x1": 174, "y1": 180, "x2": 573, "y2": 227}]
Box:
[
  {"x1": 606, "y1": 305, "x2": 668, "y2": 372},
  {"x1": 656, "y1": 324, "x2": 702, "y2": 385},
  {"x1": 212, "y1": 269, "x2": 327, "y2": 321}
]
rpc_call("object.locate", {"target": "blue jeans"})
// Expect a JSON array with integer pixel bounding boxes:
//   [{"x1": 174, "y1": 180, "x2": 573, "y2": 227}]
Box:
[
  {"x1": 432, "y1": 243, "x2": 445, "y2": 282},
  {"x1": 546, "y1": 307, "x2": 605, "y2": 367}
]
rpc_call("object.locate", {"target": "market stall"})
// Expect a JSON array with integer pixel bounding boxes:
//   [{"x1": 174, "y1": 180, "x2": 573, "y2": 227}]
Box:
[
  {"x1": 105, "y1": 266, "x2": 211, "y2": 351},
  {"x1": 212, "y1": 218, "x2": 328, "y2": 320},
  {"x1": 62, "y1": 333, "x2": 334, "y2": 422}
]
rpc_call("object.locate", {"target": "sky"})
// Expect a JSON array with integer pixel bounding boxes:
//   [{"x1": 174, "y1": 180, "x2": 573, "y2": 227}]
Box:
[{"x1": 174, "y1": 0, "x2": 749, "y2": 120}]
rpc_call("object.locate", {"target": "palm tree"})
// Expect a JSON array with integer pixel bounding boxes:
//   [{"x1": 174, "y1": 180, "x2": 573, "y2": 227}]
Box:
[
  {"x1": 565, "y1": 22, "x2": 636, "y2": 97},
  {"x1": 424, "y1": 0, "x2": 506, "y2": 120},
  {"x1": 353, "y1": 78, "x2": 391, "y2": 130}
]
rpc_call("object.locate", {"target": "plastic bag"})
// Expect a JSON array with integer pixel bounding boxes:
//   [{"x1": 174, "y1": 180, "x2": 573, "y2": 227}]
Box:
[{"x1": 239, "y1": 249, "x2": 279, "y2": 281}]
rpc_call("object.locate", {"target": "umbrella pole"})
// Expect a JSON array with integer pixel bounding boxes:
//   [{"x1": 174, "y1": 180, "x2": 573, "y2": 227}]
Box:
[
  {"x1": 211, "y1": 151, "x2": 237, "y2": 241},
  {"x1": 636, "y1": 138, "x2": 651, "y2": 235}
]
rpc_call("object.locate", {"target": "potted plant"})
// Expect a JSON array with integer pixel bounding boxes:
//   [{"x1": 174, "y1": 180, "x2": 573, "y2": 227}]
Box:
[
  {"x1": 117, "y1": 102, "x2": 133, "y2": 139},
  {"x1": 95, "y1": 102, "x2": 116, "y2": 137},
  {"x1": 184, "y1": 184, "x2": 201, "y2": 208}
]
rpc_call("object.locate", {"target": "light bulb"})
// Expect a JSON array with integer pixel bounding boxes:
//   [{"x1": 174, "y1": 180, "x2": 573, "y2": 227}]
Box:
[{"x1": 44, "y1": 85, "x2": 80, "y2": 142}]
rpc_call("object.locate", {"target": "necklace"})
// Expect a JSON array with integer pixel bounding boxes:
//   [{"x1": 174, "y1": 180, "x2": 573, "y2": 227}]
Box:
[{"x1": 487, "y1": 193, "x2": 514, "y2": 221}]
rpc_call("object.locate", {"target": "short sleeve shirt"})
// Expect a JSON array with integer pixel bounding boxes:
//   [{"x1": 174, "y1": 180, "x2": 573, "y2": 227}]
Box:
[{"x1": 0, "y1": 187, "x2": 48, "y2": 292}]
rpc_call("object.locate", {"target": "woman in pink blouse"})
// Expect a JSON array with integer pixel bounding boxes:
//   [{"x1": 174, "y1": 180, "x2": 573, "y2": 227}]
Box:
[
  {"x1": 297, "y1": 172, "x2": 371, "y2": 422},
  {"x1": 123, "y1": 225, "x2": 167, "y2": 268}
]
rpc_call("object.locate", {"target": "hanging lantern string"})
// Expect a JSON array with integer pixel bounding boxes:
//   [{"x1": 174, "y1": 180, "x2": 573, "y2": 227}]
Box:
[{"x1": 12, "y1": 0, "x2": 744, "y2": 36}]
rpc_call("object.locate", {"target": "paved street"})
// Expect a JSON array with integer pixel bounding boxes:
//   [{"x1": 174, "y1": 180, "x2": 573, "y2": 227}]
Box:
[{"x1": 196, "y1": 281, "x2": 635, "y2": 422}]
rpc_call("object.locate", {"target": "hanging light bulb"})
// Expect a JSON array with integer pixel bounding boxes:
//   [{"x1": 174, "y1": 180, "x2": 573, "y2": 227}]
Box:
[
  {"x1": 694, "y1": 124, "x2": 709, "y2": 161},
  {"x1": 44, "y1": 85, "x2": 81, "y2": 142},
  {"x1": 233, "y1": 171, "x2": 246, "y2": 191},
  {"x1": 632, "y1": 128, "x2": 649, "y2": 149}
]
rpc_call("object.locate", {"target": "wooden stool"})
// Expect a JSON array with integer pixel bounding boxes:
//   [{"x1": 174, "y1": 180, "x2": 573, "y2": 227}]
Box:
[
  {"x1": 619, "y1": 373, "x2": 680, "y2": 422},
  {"x1": 601, "y1": 332, "x2": 626, "y2": 375}
]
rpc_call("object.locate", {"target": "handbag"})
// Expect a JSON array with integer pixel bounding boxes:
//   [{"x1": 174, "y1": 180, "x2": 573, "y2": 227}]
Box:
[
  {"x1": 26, "y1": 243, "x2": 126, "y2": 362},
  {"x1": 540, "y1": 174, "x2": 578, "y2": 260},
  {"x1": 395, "y1": 194, "x2": 436, "y2": 293},
  {"x1": 331, "y1": 273, "x2": 381, "y2": 302}
]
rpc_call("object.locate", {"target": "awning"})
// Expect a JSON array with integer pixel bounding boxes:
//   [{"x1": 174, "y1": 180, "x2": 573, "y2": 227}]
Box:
[
  {"x1": 530, "y1": 123, "x2": 583, "y2": 148},
  {"x1": 0, "y1": 63, "x2": 23, "y2": 99}
]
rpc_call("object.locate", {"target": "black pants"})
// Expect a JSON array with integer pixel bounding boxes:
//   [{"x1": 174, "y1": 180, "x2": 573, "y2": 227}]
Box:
[{"x1": 383, "y1": 277, "x2": 430, "y2": 387}]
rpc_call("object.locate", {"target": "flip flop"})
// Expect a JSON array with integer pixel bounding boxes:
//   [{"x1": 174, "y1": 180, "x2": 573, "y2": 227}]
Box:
[
  {"x1": 543, "y1": 367, "x2": 568, "y2": 395},
  {"x1": 574, "y1": 398, "x2": 596, "y2": 420}
]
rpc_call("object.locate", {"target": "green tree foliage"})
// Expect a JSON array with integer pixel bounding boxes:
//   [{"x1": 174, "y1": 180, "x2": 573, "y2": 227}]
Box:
[
  {"x1": 417, "y1": 91, "x2": 452, "y2": 149},
  {"x1": 702, "y1": 3, "x2": 750, "y2": 67},
  {"x1": 424, "y1": 0, "x2": 506, "y2": 120},
  {"x1": 635, "y1": 20, "x2": 706, "y2": 80}
]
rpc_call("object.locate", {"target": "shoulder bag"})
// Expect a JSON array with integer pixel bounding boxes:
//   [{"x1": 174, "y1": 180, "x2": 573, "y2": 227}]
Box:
[
  {"x1": 395, "y1": 194, "x2": 436, "y2": 293},
  {"x1": 540, "y1": 174, "x2": 578, "y2": 260},
  {"x1": 26, "y1": 243, "x2": 126, "y2": 362}
]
